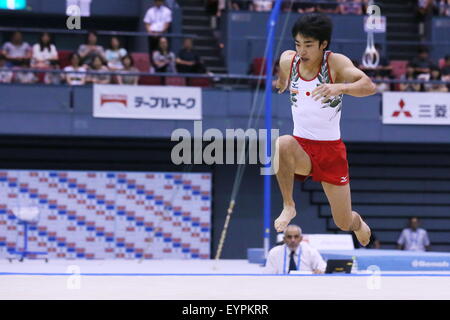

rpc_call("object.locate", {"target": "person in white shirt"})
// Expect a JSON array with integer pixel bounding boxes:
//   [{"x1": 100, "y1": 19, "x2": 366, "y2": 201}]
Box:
[
  {"x1": 13, "y1": 60, "x2": 37, "y2": 84},
  {"x1": 0, "y1": 54, "x2": 13, "y2": 83},
  {"x1": 143, "y1": 0, "x2": 172, "y2": 60},
  {"x1": 31, "y1": 32, "x2": 59, "y2": 68},
  {"x1": 251, "y1": 0, "x2": 274, "y2": 12},
  {"x1": 43, "y1": 60, "x2": 63, "y2": 85},
  {"x1": 105, "y1": 36, "x2": 128, "y2": 70},
  {"x1": 2, "y1": 31, "x2": 32, "y2": 67},
  {"x1": 264, "y1": 225, "x2": 326, "y2": 274},
  {"x1": 78, "y1": 31, "x2": 106, "y2": 67},
  {"x1": 63, "y1": 52, "x2": 87, "y2": 86},
  {"x1": 397, "y1": 217, "x2": 431, "y2": 252}
]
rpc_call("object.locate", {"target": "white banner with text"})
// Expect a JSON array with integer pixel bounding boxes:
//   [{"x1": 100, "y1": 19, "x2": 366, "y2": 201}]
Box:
[
  {"x1": 382, "y1": 92, "x2": 450, "y2": 125},
  {"x1": 93, "y1": 84, "x2": 202, "y2": 120}
]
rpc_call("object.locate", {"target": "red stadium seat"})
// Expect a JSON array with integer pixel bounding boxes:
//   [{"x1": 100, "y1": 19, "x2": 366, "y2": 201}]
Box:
[
  {"x1": 139, "y1": 75, "x2": 162, "y2": 86},
  {"x1": 251, "y1": 57, "x2": 267, "y2": 75},
  {"x1": 132, "y1": 52, "x2": 162, "y2": 85},
  {"x1": 131, "y1": 52, "x2": 151, "y2": 73},
  {"x1": 187, "y1": 77, "x2": 212, "y2": 87},
  {"x1": 36, "y1": 69, "x2": 46, "y2": 83},
  {"x1": 165, "y1": 76, "x2": 186, "y2": 86},
  {"x1": 58, "y1": 50, "x2": 73, "y2": 68}
]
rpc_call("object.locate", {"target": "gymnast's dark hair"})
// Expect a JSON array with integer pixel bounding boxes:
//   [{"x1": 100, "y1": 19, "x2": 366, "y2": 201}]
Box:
[{"x1": 291, "y1": 13, "x2": 333, "y2": 50}]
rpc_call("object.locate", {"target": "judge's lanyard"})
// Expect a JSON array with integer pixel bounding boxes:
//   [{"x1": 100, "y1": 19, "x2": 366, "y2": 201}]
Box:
[
  {"x1": 410, "y1": 230, "x2": 419, "y2": 247},
  {"x1": 283, "y1": 245, "x2": 302, "y2": 274}
]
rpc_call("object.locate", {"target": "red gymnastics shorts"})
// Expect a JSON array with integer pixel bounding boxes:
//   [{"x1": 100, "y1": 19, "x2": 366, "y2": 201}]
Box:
[{"x1": 292, "y1": 136, "x2": 350, "y2": 186}]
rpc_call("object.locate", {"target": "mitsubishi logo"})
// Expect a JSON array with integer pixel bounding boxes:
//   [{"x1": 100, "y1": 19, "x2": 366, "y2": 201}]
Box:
[{"x1": 392, "y1": 99, "x2": 412, "y2": 118}]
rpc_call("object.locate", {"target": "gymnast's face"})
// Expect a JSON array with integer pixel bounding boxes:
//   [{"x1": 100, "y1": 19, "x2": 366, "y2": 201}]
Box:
[
  {"x1": 284, "y1": 227, "x2": 302, "y2": 250},
  {"x1": 294, "y1": 34, "x2": 328, "y2": 65}
]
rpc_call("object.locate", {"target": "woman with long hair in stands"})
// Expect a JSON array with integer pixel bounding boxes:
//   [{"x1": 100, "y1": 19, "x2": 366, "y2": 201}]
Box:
[
  {"x1": 31, "y1": 32, "x2": 58, "y2": 68},
  {"x1": 152, "y1": 37, "x2": 176, "y2": 73},
  {"x1": 105, "y1": 36, "x2": 128, "y2": 70}
]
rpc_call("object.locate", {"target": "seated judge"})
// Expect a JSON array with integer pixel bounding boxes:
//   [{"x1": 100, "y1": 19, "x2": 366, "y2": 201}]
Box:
[{"x1": 263, "y1": 224, "x2": 326, "y2": 274}]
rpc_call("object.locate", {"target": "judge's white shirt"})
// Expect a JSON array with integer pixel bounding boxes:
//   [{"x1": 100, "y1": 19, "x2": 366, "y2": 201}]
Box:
[{"x1": 263, "y1": 242, "x2": 327, "y2": 274}]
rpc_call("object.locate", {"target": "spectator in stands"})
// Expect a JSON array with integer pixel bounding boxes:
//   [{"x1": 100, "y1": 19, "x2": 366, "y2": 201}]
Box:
[
  {"x1": 397, "y1": 217, "x2": 431, "y2": 252},
  {"x1": 205, "y1": 0, "x2": 226, "y2": 29},
  {"x1": 264, "y1": 225, "x2": 326, "y2": 274},
  {"x1": 0, "y1": 54, "x2": 13, "y2": 83},
  {"x1": 317, "y1": 0, "x2": 340, "y2": 14},
  {"x1": 437, "y1": 0, "x2": 450, "y2": 16},
  {"x1": 218, "y1": 0, "x2": 227, "y2": 19},
  {"x1": 250, "y1": 0, "x2": 274, "y2": 11},
  {"x1": 424, "y1": 67, "x2": 449, "y2": 92},
  {"x1": 78, "y1": 31, "x2": 106, "y2": 67},
  {"x1": 1, "y1": 31, "x2": 32, "y2": 67},
  {"x1": 417, "y1": 0, "x2": 434, "y2": 37},
  {"x1": 86, "y1": 55, "x2": 111, "y2": 84},
  {"x1": 441, "y1": 55, "x2": 450, "y2": 77},
  {"x1": 31, "y1": 32, "x2": 58, "y2": 69},
  {"x1": 13, "y1": 60, "x2": 37, "y2": 84},
  {"x1": 117, "y1": 55, "x2": 140, "y2": 85},
  {"x1": 206, "y1": 0, "x2": 219, "y2": 15},
  {"x1": 292, "y1": 0, "x2": 318, "y2": 13},
  {"x1": 143, "y1": 0, "x2": 172, "y2": 59},
  {"x1": 351, "y1": 232, "x2": 381, "y2": 249},
  {"x1": 64, "y1": 52, "x2": 87, "y2": 86},
  {"x1": 44, "y1": 60, "x2": 63, "y2": 85},
  {"x1": 399, "y1": 64, "x2": 422, "y2": 92},
  {"x1": 176, "y1": 38, "x2": 205, "y2": 74},
  {"x1": 410, "y1": 46, "x2": 435, "y2": 77},
  {"x1": 361, "y1": 0, "x2": 370, "y2": 12},
  {"x1": 105, "y1": 36, "x2": 127, "y2": 70},
  {"x1": 339, "y1": 0, "x2": 363, "y2": 15},
  {"x1": 152, "y1": 37, "x2": 176, "y2": 73},
  {"x1": 373, "y1": 71, "x2": 391, "y2": 93},
  {"x1": 441, "y1": 55, "x2": 450, "y2": 91},
  {"x1": 231, "y1": 0, "x2": 250, "y2": 10}
]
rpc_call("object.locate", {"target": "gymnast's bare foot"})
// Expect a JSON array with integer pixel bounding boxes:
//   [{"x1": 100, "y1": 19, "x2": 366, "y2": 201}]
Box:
[
  {"x1": 354, "y1": 217, "x2": 371, "y2": 247},
  {"x1": 274, "y1": 205, "x2": 296, "y2": 232}
]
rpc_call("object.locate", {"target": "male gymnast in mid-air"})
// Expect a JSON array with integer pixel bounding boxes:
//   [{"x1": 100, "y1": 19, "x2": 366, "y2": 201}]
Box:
[{"x1": 273, "y1": 13, "x2": 376, "y2": 246}]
